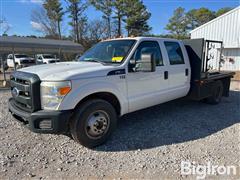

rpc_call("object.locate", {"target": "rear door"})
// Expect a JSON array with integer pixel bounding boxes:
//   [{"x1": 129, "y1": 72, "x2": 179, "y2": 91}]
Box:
[
  {"x1": 163, "y1": 41, "x2": 190, "y2": 98},
  {"x1": 126, "y1": 40, "x2": 169, "y2": 112}
]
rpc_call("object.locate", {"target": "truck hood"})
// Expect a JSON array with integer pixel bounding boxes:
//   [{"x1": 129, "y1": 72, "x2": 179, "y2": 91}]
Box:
[{"x1": 19, "y1": 62, "x2": 118, "y2": 81}]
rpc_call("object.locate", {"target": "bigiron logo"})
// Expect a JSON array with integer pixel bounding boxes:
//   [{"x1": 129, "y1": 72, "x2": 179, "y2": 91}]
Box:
[{"x1": 181, "y1": 161, "x2": 238, "y2": 179}]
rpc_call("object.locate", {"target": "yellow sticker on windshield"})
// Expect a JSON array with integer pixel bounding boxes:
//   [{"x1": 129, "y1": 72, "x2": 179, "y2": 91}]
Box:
[{"x1": 112, "y1": 57, "x2": 124, "y2": 62}]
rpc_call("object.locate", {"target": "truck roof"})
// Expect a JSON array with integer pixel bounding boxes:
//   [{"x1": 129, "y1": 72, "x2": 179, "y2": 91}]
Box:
[{"x1": 103, "y1": 37, "x2": 181, "y2": 42}]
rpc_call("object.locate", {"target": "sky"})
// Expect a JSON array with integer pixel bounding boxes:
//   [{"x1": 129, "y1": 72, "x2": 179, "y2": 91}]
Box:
[{"x1": 0, "y1": 0, "x2": 239, "y2": 36}]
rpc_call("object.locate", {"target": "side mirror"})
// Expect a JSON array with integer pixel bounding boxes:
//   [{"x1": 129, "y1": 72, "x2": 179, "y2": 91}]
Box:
[{"x1": 135, "y1": 54, "x2": 156, "y2": 72}]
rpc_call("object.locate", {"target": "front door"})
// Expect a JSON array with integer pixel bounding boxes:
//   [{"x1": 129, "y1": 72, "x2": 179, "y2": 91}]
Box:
[{"x1": 126, "y1": 41, "x2": 169, "y2": 113}]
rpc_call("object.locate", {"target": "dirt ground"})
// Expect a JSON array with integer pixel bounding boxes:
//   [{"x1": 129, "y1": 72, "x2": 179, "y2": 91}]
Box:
[{"x1": 0, "y1": 82, "x2": 239, "y2": 179}]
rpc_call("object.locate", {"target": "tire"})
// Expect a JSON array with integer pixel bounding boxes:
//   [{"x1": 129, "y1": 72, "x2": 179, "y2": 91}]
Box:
[
  {"x1": 4, "y1": 65, "x2": 8, "y2": 71},
  {"x1": 205, "y1": 80, "x2": 223, "y2": 105},
  {"x1": 70, "y1": 99, "x2": 117, "y2": 148}
]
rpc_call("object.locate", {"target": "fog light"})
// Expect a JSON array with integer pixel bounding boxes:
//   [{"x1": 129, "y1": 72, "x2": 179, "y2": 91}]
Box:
[{"x1": 39, "y1": 120, "x2": 52, "y2": 129}]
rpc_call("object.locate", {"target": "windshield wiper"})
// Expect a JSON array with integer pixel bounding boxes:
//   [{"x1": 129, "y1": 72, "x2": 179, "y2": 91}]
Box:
[
  {"x1": 87, "y1": 59, "x2": 103, "y2": 63},
  {"x1": 83, "y1": 58, "x2": 107, "y2": 65},
  {"x1": 80, "y1": 58, "x2": 105, "y2": 64}
]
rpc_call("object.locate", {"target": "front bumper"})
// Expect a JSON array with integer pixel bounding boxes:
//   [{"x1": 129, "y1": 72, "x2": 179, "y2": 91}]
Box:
[{"x1": 9, "y1": 98, "x2": 72, "y2": 134}]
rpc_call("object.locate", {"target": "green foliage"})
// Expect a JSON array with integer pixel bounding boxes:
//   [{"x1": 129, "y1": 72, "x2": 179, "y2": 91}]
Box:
[
  {"x1": 43, "y1": 0, "x2": 64, "y2": 39},
  {"x1": 166, "y1": 6, "x2": 231, "y2": 39},
  {"x1": 192, "y1": 7, "x2": 215, "y2": 26},
  {"x1": 215, "y1": 7, "x2": 232, "y2": 17},
  {"x1": 124, "y1": 0, "x2": 151, "y2": 36},
  {"x1": 89, "y1": 0, "x2": 113, "y2": 38},
  {"x1": 90, "y1": 0, "x2": 151, "y2": 37},
  {"x1": 185, "y1": 7, "x2": 216, "y2": 30},
  {"x1": 165, "y1": 7, "x2": 189, "y2": 39},
  {"x1": 112, "y1": 0, "x2": 126, "y2": 37},
  {"x1": 66, "y1": 0, "x2": 87, "y2": 43}
]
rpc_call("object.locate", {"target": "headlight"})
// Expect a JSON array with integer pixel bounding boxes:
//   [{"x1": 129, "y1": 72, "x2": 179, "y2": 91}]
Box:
[{"x1": 40, "y1": 81, "x2": 71, "y2": 110}]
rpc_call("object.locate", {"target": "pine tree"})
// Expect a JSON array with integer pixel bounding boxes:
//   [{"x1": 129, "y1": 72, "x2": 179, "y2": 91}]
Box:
[
  {"x1": 215, "y1": 7, "x2": 232, "y2": 17},
  {"x1": 66, "y1": 0, "x2": 87, "y2": 43},
  {"x1": 113, "y1": 0, "x2": 126, "y2": 37},
  {"x1": 124, "y1": 0, "x2": 151, "y2": 36},
  {"x1": 89, "y1": 0, "x2": 113, "y2": 38},
  {"x1": 165, "y1": 7, "x2": 188, "y2": 39},
  {"x1": 43, "y1": 0, "x2": 64, "y2": 39}
]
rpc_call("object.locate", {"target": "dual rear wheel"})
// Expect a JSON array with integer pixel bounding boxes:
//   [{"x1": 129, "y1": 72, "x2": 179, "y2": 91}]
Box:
[{"x1": 205, "y1": 80, "x2": 224, "y2": 104}]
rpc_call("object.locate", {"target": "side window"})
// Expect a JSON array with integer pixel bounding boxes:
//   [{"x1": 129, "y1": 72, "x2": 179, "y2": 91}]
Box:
[
  {"x1": 131, "y1": 41, "x2": 163, "y2": 66},
  {"x1": 8, "y1": 55, "x2": 13, "y2": 59},
  {"x1": 38, "y1": 56, "x2": 43, "y2": 60},
  {"x1": 164, "y1": 41, "x2": 184, "y2": 65}
]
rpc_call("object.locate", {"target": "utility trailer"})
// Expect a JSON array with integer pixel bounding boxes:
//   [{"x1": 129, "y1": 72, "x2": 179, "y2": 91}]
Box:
[{"x1": 184, "y1": 38, "x2": 235, "y2": 103}]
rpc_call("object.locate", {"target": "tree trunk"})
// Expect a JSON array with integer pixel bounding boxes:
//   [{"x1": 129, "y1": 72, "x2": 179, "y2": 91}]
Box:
[
  {"x1": 57, "y1": 20, "x2": 61, "y2": 40},
  {"x1": 118, "y1": 16, "x2": 121, "y2": 37},
  {"x1": 74, "y1": 4, "x2": 80, "y2": 43},
  {"x1": 75, "y1": 18, "x2": 80, "y2": 43},
  {"x1": 107, "y1": 17, "x2": 111, "y2": 38}
]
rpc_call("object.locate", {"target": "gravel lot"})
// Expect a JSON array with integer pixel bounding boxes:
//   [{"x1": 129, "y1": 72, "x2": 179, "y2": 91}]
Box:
[{"x1": 0, "y1": 87, "x2": 239, "y2": 179}]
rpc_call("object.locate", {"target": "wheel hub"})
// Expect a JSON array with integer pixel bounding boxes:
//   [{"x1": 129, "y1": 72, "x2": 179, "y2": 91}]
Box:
[{"x1": 85, "y1": 110, "x2": 109, "y2": 139}]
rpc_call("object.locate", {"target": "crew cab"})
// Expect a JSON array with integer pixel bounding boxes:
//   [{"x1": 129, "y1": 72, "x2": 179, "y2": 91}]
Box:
[
  {"x1": 36, "y1": 54, "x2": 60, "y2": 64},
  {"x1": 7, "y1": 54, "x2": 35, "y2": 69},
  {"x1": 8, "y1": 37, "x2": 235, "y2": 148}
]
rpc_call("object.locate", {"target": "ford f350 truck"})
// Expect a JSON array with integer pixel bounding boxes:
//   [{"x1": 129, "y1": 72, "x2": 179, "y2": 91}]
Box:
[{"x1": 8, "y1": 37, "x2": 235, "y2": 148}]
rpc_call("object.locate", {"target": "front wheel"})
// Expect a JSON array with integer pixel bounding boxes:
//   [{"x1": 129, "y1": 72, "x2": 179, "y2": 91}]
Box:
[{"x1": 70, "y1": 99, "x2": 117, "y2": 148}]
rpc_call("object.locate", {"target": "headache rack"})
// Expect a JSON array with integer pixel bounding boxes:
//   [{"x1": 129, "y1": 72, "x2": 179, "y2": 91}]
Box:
[
  {"x1": 183, "y1": 38, "x2": 230, "y2": 81},
  {"x1": 183, "y1": 38, "x2": 235, "y2": 100}
]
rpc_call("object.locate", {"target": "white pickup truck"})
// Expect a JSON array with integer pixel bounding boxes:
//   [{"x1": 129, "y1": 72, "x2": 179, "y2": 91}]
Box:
[
  {"x1": 36, "y1": 54, "x2": 60, "y2": 64},
  {"x1": 9, "y1": 37, "x2": 234, "y2": 148},
  {"x1": 7, "y1": 54, "x2": 35, "y2": 69}
]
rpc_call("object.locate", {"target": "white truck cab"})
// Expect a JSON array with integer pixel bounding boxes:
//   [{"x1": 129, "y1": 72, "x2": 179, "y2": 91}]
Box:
[
  {"x1": 36, "y1": 54, "x2": 60, "y2": 64},
  {"x1": 7, "y1": 54, "x2": 35, "y2": 69},
  {"x1": 8, "y1": 37, "x2": 234, "y2": 148}
]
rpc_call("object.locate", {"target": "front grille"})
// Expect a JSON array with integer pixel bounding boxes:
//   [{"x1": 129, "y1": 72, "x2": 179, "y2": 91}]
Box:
[
  {"x1": 49, "y1": 60, "x2": 57, "y2": 63},
  {"x1": 10, "y1": 71, "x2": 41, "y2": 112}
]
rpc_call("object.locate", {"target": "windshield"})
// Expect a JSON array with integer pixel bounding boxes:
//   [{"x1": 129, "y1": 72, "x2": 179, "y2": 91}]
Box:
[
  {"x1": 79, "y1": 40, "x2": 136, "y2": 64},
  {"x1": 43, "y1": 55, "x2": 55, "y2": 59},
  {"x1": 15, "y1": 55, "x2": 29, "y2": 58}
]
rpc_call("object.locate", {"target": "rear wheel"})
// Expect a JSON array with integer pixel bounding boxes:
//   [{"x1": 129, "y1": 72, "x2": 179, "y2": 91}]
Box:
[
  {"x1": 70, "y1": 99, "x2": 117, "y2": 148},
  {"x1": 205, "y1": 80, "x2": 223, "y2": 104}
]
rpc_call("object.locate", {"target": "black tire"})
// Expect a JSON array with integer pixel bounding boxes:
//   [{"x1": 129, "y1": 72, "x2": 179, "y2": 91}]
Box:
[
  {"x1": 4, "y1": 65, "x2": 8, "y2": 71},
  {"x1": 70, "y1": 99, "x2": 117, "y2": 148},
  {"x1": 205, "y1": 80, "x2": 223, "y2": 105}
]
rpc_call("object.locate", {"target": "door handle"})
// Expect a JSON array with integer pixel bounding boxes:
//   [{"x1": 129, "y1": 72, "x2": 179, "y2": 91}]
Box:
[
  {"x1": 164, "y1": 71, "x2": 168, "y2": 80},
  {"x1": 185, "y1": 68, "x2": 189, "y2": 76}
]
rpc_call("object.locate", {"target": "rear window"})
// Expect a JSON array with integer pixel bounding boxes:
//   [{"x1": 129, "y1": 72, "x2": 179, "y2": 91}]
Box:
[
  {"x1": 43, "y1": 55, "x2": 55, "y2": 59},
  {"x1": 15, "y1": 55, "x2": 28, "y2": 58},
  {"x1": 164, "y1": 42, "x2": 184, "y2": 65}
]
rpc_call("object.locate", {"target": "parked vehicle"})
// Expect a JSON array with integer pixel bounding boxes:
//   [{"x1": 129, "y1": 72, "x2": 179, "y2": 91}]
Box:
[
  {"x1": 0, "y1": 57, "x2": 8, "y2": 72},
  {"x1": 36, "y1": 54, "x2": 60, "y2": 64},
  {"x1": 8, "y1": 37, "x2": 235, "y2": 148},
  {"x1": 7, "y1": 54, "x2": 35, "y2": 69},
  {"x1": 74, "y1": 54, "x2": 82, "y2": 61}
]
